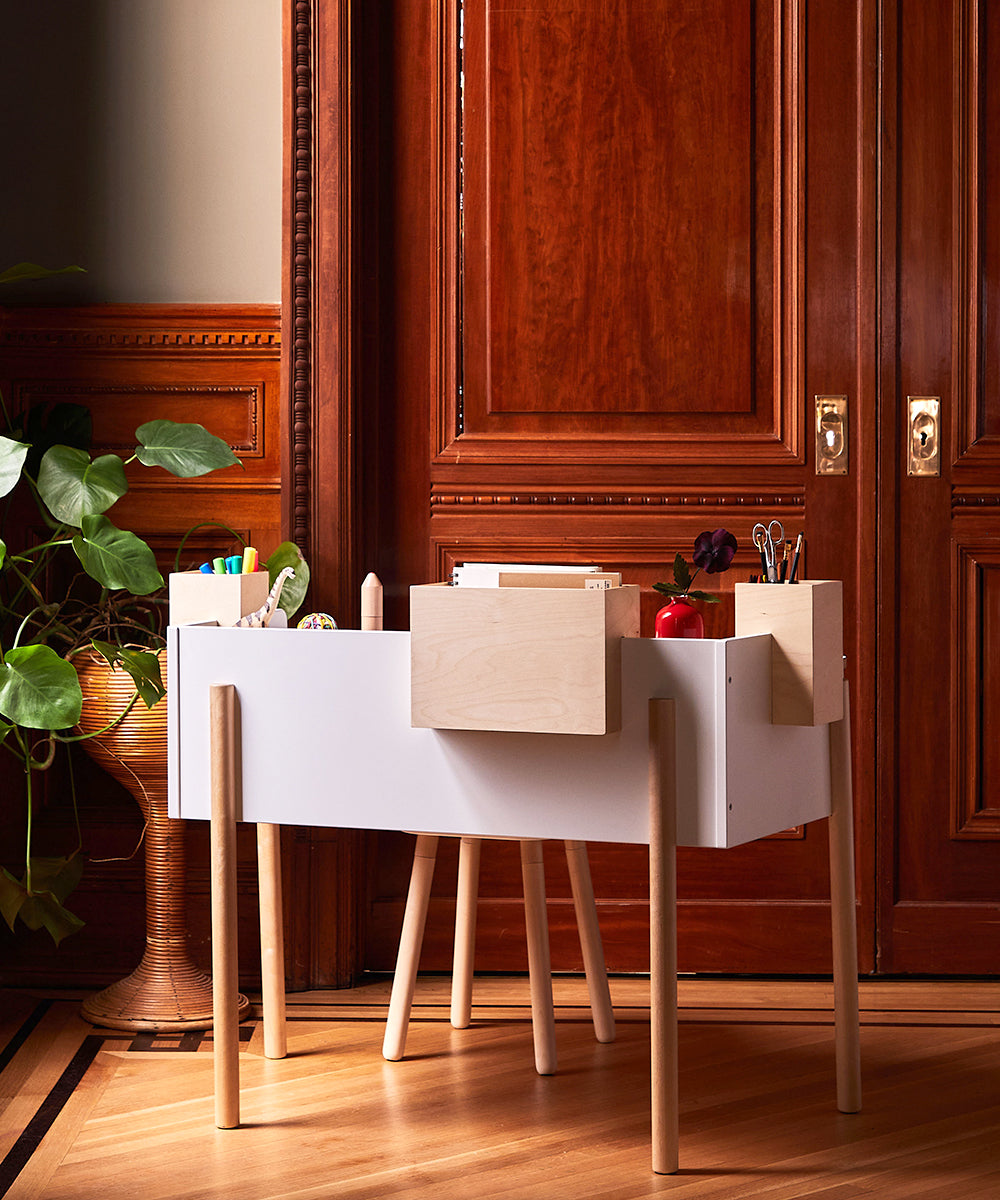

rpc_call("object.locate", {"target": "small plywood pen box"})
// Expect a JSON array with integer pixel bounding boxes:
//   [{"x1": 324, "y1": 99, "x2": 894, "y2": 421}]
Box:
[
  {"x1": 168, "y1": 571, "x2": 270, "y2": 628},
  {"x1": 410, "y1": 582, "x2": 641, "y2": 735},
  {"x1": 734, "y1": 580, "x2": 843, "y2": 726}
]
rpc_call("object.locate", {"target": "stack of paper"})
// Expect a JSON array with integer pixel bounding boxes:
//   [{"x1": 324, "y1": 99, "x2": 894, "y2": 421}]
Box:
[{"x1": 451, "y1": 563, "x2": 621, "y2": 589}]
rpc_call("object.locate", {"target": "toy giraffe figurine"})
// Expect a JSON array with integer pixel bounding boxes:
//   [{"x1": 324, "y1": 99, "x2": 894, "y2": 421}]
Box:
[{"x1": 234, "y1": 567, "x2": 295, "y2": 628}]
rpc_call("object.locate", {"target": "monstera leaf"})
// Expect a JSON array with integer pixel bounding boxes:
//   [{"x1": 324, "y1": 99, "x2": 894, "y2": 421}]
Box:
[
  {"x1": 37, "y1": 446, "x2": 128, "y2": 525},
  {"x1": 0, "y1": 645, "x2": 83, "y2": 729},
  {"x1": 0, "y1": 262, "x2": 84, "y2": 285},
  {"x1": 72, "y1": 515, "x2": 163, "y2": 594},
  {"x1": 91, "y1": 641, "x2": 165, "y2": 708},
  {"x1": 266, "y1": 542, "x2": 310, "y2": 617},
  {"x1": 135, "y1": 420, "x2": 239, "y2": 477},
  {"x1": 0, "y1": 436, "x2": 30, "y2": 500}
]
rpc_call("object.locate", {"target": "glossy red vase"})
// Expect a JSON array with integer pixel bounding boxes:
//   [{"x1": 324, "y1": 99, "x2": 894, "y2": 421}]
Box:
[{"x1": 654, "y1": 596, "x2": 705, "y2": 638}]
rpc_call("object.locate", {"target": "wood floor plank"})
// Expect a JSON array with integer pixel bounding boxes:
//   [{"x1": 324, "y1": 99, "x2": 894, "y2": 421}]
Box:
[{"x1": 1, "y1": 980, "x2": 997, "y2": 1198}]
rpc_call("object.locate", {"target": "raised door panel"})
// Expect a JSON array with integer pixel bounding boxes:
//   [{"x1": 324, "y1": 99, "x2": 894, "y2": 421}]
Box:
[
  {"x1": 452, "y1": 0, "x2": 801, "y2": 467},
  {"x1": 880, "y1": 0, "x2": 1000, "y2": 972}
]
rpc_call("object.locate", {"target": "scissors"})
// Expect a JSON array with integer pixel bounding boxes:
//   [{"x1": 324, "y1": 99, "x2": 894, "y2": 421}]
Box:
[{"x1": 752, "y1": 520, "x2": 785, "y2": 583}]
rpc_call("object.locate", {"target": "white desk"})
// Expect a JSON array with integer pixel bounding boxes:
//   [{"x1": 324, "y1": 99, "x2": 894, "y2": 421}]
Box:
[{"x1": 168, "y1": 625, "x2": 861, "y2": 1174}]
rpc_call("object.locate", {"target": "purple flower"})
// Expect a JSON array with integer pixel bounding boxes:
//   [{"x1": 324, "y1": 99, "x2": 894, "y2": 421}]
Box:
[{"x1": 691, "y1": 528, "x2": 737, "y2": 575}]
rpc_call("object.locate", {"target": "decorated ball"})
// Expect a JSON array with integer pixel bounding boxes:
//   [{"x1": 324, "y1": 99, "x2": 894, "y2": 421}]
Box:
[{"x1": 297, "y1": 612, "x2": 338, "y2": 630}]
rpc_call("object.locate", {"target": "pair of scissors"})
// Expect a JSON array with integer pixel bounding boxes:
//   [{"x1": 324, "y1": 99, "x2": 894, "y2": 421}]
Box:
[{"x1": 752, "y1": 520, "x2": 785, "y2": 583}]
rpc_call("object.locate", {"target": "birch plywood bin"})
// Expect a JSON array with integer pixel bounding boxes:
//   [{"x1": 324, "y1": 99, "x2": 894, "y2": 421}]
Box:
[
  {"x1": 734, "y1": 581, "x2": 843, "y2": 726},
  {"x1": 168, "y1": 572, "x2": 270, "y2": 628},
  {"x1": 409, "y1": 584, "x2": 641, "y2": 734}
]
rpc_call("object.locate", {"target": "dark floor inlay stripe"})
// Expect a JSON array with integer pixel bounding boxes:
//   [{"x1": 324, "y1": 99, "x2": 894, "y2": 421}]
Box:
[
  {"x1": 0, "y1": 1001, "x2": 52, "y2": 1076},
  {"x1": 0, "y1": 1034, "x2": 104, "y2": 1197}
]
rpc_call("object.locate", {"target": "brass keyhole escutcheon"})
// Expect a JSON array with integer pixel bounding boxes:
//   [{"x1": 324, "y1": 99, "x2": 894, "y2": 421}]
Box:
[
  {"x1": 815, "y1": 395, "x2": 848, "y2": 476},
  {"x1": 907, "y1": 397, "x2": 941, "y2": 476}
]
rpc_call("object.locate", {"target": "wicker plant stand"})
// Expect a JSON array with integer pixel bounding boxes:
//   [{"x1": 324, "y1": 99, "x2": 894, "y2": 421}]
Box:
[{"x1": 76, "y1": 650, "x2": 250, "y2": 1032}]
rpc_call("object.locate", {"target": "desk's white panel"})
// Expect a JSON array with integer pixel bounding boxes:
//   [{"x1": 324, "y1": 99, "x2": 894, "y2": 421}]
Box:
[{"x1": 168, "y1": 627, "x2": 832, "y2": 847}]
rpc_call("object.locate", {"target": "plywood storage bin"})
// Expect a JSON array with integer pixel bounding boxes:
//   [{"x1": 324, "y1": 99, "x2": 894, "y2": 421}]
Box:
[
  {"x1": 734, "y1": 580, "x2": 843, "y2": 726},
  {"x1": 410, "y1": 583, "x2": 641, "y2": 735},
  {"x1": 168, "y1": 571, "x2": 270, "y2": 628}
]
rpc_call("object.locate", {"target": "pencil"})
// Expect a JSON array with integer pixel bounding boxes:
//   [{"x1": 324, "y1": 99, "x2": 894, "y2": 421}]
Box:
[{"x1": 789, "y1": 532, "x2": 803, "y2": 583}]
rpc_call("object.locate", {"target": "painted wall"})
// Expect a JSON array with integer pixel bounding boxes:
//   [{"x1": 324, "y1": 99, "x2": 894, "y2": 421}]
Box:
[{"x1": 0, "y1": 0, "x2": 281, "y2": 304}]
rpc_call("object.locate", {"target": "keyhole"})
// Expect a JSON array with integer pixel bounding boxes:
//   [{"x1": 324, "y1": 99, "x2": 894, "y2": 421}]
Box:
[{"x1": 912, "y1": 412, "x2": 936, "y2": 459}]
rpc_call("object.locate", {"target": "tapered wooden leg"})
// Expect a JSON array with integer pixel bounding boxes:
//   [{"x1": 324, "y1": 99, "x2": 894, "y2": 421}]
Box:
[
  {"x1": 383, "y1": 834, "x2": 440, "y2": 1062},
  {"x1": 520, "y1": 839, "x2": 557, "y2": 1076},
  {"x1": 649, "y1": 699, "x2": 678, "y2": 1175},
  {"x1": 829, "y1": 680, "x2": 862, "y2": 1113},
  {"x1": 210, "y1": 684, "x2": 240, "y2": 1129},
  {"x1": 257, "y1": 823, "x2": 287, "y2": 1060},
  {"x1": 451, "y1": 836, "x2": 482, "y2": 1029},
  {"x1": 564, "y1": 840, "x2": 615, "y2": 1044}
]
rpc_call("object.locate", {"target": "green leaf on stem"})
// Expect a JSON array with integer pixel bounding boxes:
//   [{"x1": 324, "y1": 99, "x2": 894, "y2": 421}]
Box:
[
  {"x1": 0, "y1": 262, "x2": 85, "y2": 285},
  {"x1": 672, "y1": 553, "x2": 692, "y2": 592},
  {"x1": 91, "y1": 640, "x2": 164, "y2": 708},
  {"x1": 0, "y1": 858, "x2": 85, "y2": 940},
  {"x1": 134, "y1": 420, "x2": 239, "y2": 477},
  {"x1": 0, "y1": 645, "x2": 83, "y2": 729},
  {"x1": 18, "y1": 891, "x2": 85, "y2": 944},
  {"x1": 0, "y1": 436, "x2": 30, "y2": 499},
  {"x1": 0, "y1": 869, "x2": 26, "y2": 931},
  {"x1": 266, "y1": 542, "x2": 310, "y2": 617},
  {"x1": 22, "y1": 404, "x2": 93, "y2": 479},
  {"x1": 72, "y1": 515, "x2": 163, "y2": 594},
  {"x1": 37, "y1": 446, "x2": 127, "y2": 525}
]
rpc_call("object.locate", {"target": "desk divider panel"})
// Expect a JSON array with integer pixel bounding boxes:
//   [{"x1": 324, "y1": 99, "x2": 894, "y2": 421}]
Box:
[{"x1": 168, "y1": 627, "x2": 832, "y2": 848}]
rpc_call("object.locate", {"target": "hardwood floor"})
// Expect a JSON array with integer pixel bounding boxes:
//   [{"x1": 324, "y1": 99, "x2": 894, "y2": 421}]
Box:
[{"x1": 0, "y1": 977, "x2": 997, "y2": 1198}]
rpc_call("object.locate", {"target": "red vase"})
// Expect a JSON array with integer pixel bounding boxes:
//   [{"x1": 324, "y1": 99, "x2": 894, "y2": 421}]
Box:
[{"x1": 654, "y1": 596, "x2": 705, "y2": 638}]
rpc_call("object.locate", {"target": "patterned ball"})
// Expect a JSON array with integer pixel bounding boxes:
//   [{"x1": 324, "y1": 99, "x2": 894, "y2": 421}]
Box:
[{"x1": 297, "y1": 612, "x2": 338, "y2": 630}]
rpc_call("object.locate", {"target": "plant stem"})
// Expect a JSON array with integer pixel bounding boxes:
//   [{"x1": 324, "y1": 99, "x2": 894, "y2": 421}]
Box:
[{"x1": 22, "y1": 735, "x2": 33, "y2": 894}]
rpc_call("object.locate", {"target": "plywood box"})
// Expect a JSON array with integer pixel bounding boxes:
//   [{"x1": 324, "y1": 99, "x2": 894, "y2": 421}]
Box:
[
  {"x1": 169, "y1": 571, "x2": 270, "y2": 628},
  {"x1": 734, "y1": 580, "x2": 843, "y2": 725},
  {"x1": 410, "y1": 583, "x2": 641, "y2": 734}
]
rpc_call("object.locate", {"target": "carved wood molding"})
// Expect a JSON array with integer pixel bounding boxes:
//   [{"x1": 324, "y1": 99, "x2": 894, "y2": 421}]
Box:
[
  {"x1": 13, "y1": 383, "x2": 262, "y2": 456},
  {"x1": 432, "y1": 488, "x2": 806, "y2": 511},
  {"x1": 0, "y1": 305, "x2": 280, "y2": 350},
  {"x1": 284, "y1": 0, "x2": 314, "y2": 560}
]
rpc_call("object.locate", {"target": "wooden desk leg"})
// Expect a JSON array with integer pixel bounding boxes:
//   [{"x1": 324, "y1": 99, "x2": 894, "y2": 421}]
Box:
[
  {"x1": 451, "y1": 836, "x2": 481, "y2": 1030},
  {"x1": 648, "y1": 699, "x2": 678, "y2": 1175},
  {"x1": 564, "y1": 840, "x2": 615, "y2": 1044},
  {"x1": 520, "y1": 839, "x2": 558, "y2": 1076},
  {"x1": 383, "y1": 834, "x2": 440, "y2": 1062},
  {"x1": 257, "y1": 823, "x2": 287, "y2": 1060},
  {"x1": 829, "y1": 679, "x2": 862, "y2": 1113},
  {"x1": 210, "y1": 684, "x2": 240, "y2": 1129}
]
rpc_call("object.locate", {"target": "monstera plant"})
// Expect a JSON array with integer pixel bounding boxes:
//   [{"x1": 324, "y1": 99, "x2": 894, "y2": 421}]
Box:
[{"x1": 0, "y1": 263, "x2": 307, "y2": 944}]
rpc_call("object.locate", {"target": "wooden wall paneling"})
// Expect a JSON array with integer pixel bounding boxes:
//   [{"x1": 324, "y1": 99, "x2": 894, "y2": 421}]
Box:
[{"x1": 0, "y1": 303, "x2": 282, "y2": 989}]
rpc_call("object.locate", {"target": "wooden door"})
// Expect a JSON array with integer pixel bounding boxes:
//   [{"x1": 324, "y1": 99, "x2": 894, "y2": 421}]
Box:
[
  {"x1": 338, "y1": 0, "x2": 878, "y2": 977},
  {"x1": 877, "y1": 0, "x2": 1000, "y2": 972}
]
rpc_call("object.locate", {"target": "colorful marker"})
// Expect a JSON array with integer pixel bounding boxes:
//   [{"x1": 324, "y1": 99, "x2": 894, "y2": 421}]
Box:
[
  {"x1": 212, "y1": 557, "x2": 227, "y2": 575},
  {"x1": 242, "y1": 546, "x2": 258, "y2": 574}
]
